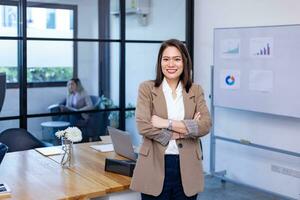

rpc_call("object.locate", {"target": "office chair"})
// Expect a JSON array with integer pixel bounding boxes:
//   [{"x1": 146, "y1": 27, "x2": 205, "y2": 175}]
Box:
[
  {"x1": 0, "y1": 142, "x2": 8, "y2": 164},
  {"x1": 0, "y1": 128, "x2": 47, "y2": 152},
  {"x1": 48, "y1": 95, "x2": 109, "y2": 142}
]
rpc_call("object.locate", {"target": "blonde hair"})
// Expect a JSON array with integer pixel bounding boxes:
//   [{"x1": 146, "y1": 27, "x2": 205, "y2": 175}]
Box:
[{"x1": 67, "y1": 78, "x2": 85, "y2": 95}]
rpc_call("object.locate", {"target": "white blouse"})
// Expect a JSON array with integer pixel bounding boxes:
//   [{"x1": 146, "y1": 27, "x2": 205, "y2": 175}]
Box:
[{"x1": 162, "y1": 78, "x2": 185, "y2": 155}]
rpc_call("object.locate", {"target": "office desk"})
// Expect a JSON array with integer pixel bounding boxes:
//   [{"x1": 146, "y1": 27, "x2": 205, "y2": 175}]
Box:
[
  {"x1": 48, "y1": 142, "x2": 139, "y2": 200},
  {"x1": 0, "y1": 150, "x2": 107, "y2": 200}
]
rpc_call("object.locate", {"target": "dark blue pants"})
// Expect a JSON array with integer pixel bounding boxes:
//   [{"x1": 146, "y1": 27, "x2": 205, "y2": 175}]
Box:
[{"x1": 141, "y1": 155, "x2": 198, "y2": 200}]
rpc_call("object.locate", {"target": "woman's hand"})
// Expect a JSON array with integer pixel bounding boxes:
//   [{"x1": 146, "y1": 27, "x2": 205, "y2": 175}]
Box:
[
  {"x1": 171, "y1": 132, "x2": 180, "y2": 140},
  {"x1": 151, "y1": 113, "x2": 201, "y2": 139},
  {"x1": 60, "y1": 105, "x2": 68, "y2": 112},
  {"x1": 172, "y1": 132, "x2": 186, "y2": 140},
  {"x1": 151, "y1": 115, "x2": 168, "y2": 129}
]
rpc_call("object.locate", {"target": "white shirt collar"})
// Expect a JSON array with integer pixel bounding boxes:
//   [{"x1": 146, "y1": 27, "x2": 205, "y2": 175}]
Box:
[{"x1": 162, "y1": 78, "x2": 182, "y2": 94}]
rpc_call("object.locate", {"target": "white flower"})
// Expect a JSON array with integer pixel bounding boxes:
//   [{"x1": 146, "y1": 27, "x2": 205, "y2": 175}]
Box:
[
  {"x1": 55, "y1": 130, "x2": 65, "y2": 138},
  {"x1": 55, "y1": 127, "x2": 82, "y2": 142}
]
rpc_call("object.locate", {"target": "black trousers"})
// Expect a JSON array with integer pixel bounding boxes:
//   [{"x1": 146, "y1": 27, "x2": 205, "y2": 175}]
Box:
[{"x1": 141, "y1": 155, "x2": 198, "y2": 200}]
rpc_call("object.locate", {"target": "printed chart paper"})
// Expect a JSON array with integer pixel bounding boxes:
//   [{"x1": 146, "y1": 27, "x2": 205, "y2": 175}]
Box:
[
  {"x1": 220, "y1": 69, "x2": 241, "y2": 90},
  {"x1": 249, "y1": 70, "x2": 273, "y2": 92},
  {"x1": 220, "y1": 39, "x2": 240, "y2": 58},
  {"x1": 250, "y1": 37, "x2": 273, "y2": 58}
]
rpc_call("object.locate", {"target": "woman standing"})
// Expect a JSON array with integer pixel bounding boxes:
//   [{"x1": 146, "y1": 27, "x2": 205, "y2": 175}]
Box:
[{"x1": 130, "y1": 39, "x2": 211, "y2": 200}]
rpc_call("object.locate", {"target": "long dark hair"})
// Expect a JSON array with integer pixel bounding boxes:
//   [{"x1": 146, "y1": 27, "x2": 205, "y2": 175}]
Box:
[{"x1": 154, "y1": 39, "x2": 193, "y2": 92}]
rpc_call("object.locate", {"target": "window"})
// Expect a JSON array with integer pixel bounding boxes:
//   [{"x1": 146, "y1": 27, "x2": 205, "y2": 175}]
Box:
[
  {"x1": 46, "y1": 9, "x2": 56, "y2": 29},
  {"x1": 27, "y1": 41, "x2": 73, "y2": 83},
  {"x1": 0, "y1": 40, "x2": 18, "y2": 83},
  {"x1": 0, "y1": 0, "x2": 193, "y2": 143},
  {"x1": 27, "y1": 8, "x2": 33, "y2": 26},
  {"x1": 0, "y1": 5, "x2": 75, "y2": 85},
  {"x1": 0, "y1": 5, "x2": 18, "y2": 36},
  {"x1": 69, "y1": 11, "x2": 73, "y2": 30},
  {"x1": 125, "y1": 0, "x2": 186, "y2": 41},
  {"x1": 27, "y1": 6, "x2": 74, "y2": 38},
  {"x1": 27, "y1": 5, "x2": 75, "y2": 84},
  {"x1": 3, "y1": 6, "x2": 17, "y2": 27}
]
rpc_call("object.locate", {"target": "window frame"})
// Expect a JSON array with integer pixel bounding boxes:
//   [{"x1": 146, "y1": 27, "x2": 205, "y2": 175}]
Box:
[{"x1": 0, "y1": 1, "x2": 78, "y2": 89}]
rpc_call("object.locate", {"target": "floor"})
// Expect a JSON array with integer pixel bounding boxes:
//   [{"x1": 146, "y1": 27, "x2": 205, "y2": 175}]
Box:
[
  {"x1": 199, "y1": 175, "x2": 292, "y2": 200},
  {"x1": 94, "y1": 174, "x2": 294, "y2": 200}
]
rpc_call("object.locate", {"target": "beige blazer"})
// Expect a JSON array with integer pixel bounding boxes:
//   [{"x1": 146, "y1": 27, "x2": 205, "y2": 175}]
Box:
[{"x1": 130, "y1": 81, "x2": 211, "y2": 197}]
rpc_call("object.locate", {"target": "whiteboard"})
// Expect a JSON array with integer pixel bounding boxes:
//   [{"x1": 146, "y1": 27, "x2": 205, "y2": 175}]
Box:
[{"x1": 213, "y1": 25, "x2": 300, "y2": 118}]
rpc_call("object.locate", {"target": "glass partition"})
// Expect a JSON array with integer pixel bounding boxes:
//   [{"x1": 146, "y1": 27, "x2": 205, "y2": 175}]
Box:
[
  {"x1": 0, "y1": 120, "x2": 19, "y2": 133},
  {"x1": 125, "y1": 0, "x2": 185, "y2": 41},
  {"x1": 27, "y1": 5, "x2": 74, "y2": 38},
  {"x1": 0, "y1": 0, "x2": 191, "y2": 144},
  {"x1": 0, "y1": 4, "x2": 18, "y2": 37},
  {"x1": 27, "y1": 40, "x2": 73, "y2": 83},
  {"x1": 0, "y1": 40, "x2": 19, "y2": 117},
  {"x1": 125, "y1": 43, "x2": 160, "y2": 107}
]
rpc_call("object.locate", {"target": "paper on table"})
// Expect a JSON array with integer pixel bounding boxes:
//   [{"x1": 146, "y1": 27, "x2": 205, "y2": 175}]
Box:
[
  {"x1": 0, "y1": 183, "x2": 11, "y2": 198},
  {"x1": 35, "y1": 146, "x2": 63, "y2": 156},
  {"x1": 99, "y1": 135, "x2": 112, "y2": 144},
  {"x1": 90, "y1": 144, "x2": 114, "y2": 152}
]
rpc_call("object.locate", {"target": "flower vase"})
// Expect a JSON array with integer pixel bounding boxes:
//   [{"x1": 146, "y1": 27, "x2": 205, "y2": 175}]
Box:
[{"x1": 61, "y1": 137, "x2": 73, "y2": 168}]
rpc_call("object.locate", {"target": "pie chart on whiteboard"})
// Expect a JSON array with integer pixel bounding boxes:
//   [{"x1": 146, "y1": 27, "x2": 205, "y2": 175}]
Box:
[
  {"x1": 225, "y1": 75, "x2": 235, "y2": 86},
  {"x1": 220, "y1": 69, "x2": 240, "y2": 90}
]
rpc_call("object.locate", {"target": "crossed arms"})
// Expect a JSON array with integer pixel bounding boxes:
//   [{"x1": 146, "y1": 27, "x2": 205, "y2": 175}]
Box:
[{"x1": 136, "y1": 82, "x2": 211, "y2": 146}]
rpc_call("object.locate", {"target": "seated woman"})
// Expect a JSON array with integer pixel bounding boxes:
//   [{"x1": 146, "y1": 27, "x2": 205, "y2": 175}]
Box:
[{"x1": 60, "y1": 78, "x2": 93, "y2": 127}]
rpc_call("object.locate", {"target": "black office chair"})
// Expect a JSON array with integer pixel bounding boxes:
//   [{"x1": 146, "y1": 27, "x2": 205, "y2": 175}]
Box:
[
  {"x1": 0, "y1": 142, "x2": 8, "y2": 164},
  {"x1": 48, "y1": 95, "x2": 109, "y2": 142},
  {"x1": 0, "y1": 128, "x2": 47, "y2": 152}
]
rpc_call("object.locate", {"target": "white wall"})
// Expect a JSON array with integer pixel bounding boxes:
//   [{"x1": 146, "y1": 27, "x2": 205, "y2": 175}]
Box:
[{"x1": 194, "y1": 0, "x2": 300, "y2": 199}]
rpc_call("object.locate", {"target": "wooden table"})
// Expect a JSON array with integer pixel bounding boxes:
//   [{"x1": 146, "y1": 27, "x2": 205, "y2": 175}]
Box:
[
  {"x1": 0, "y1": 142, "x2": 140, "y2": 200},
  {"x1": 0, "y1": 150, "x2": 107, "y2": 200},
  {"x1": 48, "y1": 142, "x2": 133, "y2": 194}
]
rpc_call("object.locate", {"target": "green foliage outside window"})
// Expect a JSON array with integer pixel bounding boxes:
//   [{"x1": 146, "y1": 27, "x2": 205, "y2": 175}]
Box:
[
  {"x1": 0, "y1": 66, "x2": 72, "y2": 83},
  {"x1": 0, "y1": 67, "x2": 18, "y2": 82}
]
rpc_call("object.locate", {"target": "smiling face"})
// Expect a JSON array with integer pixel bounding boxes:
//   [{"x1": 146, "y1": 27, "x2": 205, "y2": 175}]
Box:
[{"x1": 161, "y1": 46, "x2": 183, "y2": 83}]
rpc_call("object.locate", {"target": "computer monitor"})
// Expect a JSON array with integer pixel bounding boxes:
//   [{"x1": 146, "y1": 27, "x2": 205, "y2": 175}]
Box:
[{"x1": 0, "y1": 73, "x2": 6, "y2": 112}]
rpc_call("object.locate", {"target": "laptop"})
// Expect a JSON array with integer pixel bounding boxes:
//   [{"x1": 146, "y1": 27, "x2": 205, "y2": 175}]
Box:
[{"x1": 107, "y1": 126, "x2": 138, "y2": 161}]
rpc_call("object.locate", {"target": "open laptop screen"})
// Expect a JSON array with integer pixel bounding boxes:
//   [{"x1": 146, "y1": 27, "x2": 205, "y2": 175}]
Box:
[{"x1": 107, "y1": 126, "x2": 137, "y2": 161}]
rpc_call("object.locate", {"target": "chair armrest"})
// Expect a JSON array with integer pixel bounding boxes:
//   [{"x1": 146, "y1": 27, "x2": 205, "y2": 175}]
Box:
[
  {"x1": 48, "y1": 104, "x2": 60, "y2": 112},
  {"x1": 0, "y1": 143, "x2": 8, "y2": 164}
]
